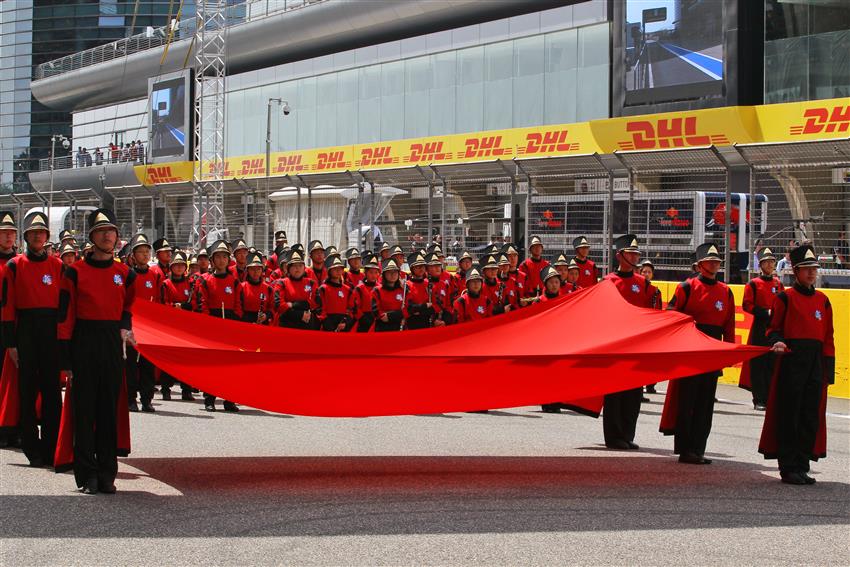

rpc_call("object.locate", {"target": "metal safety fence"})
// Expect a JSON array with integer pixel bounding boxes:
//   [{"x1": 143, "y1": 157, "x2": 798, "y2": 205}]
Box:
[{"x1": 5, "y1": 139, "x2": 849, "y2": 287}]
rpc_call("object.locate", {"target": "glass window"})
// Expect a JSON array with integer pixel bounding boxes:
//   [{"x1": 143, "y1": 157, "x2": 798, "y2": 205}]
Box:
[
  {"x1": 404, "y1": 55, "x2": 430, "y2": 138},
  {"x1": 544, "y1": 28, "x2": 578, "y2": 124},
  {"x1": 456, "y1": 46, "x2": 484, "y2": 133},
  {"x1": 429, "y1": 51, "x2": 456, "y2": 135},
  {"x1": 380, "y1": 61, "x2": 404, "y2": 141},
  {"x1": 316, "y1": 74, "x2": 337, "y2": 147},
  {"x1": 513, "y1": 35, "x2": 544, "y2": 127},
  {"x1": 483, "y1": 41, "x2": 513, "y2": 130}
]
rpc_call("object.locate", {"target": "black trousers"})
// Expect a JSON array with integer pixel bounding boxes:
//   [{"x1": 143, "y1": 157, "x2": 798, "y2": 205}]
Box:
[
  {"x1": 320, "y1": 314, "x2": 352, "y2": 332},
  {"x1": 125, "y1": 346, "x2": 154, "y2": 405},
  {"x1": 405, "y1": 314, "x2": 431, "y2": 330},
  {"x1": 776, "y1": 340, "x2": 823, "y2": 474},
  {"x1": 356, "y1": 315, "x2": 374, "y2": 333},
  {"x1": 160, "y1": 372, "x2": 191, "y2": 394},
  {"x1": 71, "y1": 322, "x2": 122, "y2": 488},
  {"x1": 747, "y1": 317, "x2": 774, "y2": 405},
  {"x1": 673, "y1": 372, "x2": 718, "y2": 456},
  {"x1": 16, "y1": 312, "x2": 61, "y2": 464},
  {"x1": 603, "y1": 388, "x2": 642, "y2": 445}
]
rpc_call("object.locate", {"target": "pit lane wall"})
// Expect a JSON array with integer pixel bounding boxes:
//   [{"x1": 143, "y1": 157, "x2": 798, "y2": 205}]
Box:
[
  {"x1": 134, "y1": 97, "x2": 850, "y2": 185},
  {"x1": 654, "y1": 283, "x2": 849, "y2": 399}
]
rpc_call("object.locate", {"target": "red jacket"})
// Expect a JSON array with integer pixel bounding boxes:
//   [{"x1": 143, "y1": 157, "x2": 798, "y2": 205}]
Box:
[
  {"x1": 274, "y1": 275, "x2": 318, "y2": 325},
  {"x1": 197, "y1": 271, "x2": 242, "y2": 319},
  {"x1": 160, "y1": 276, "x2": 193, "y2": 309},
  {"x1": 345, "y1": 270, "x2": 364, "y2": 288},
  {"x1": 453, "y1": 290, "x2": 492, "y2": 323},
  {"x1": 743, "y1": 275, "x2": 784, "y2": 319},
  {"x1": 315, "y1": 279, "x2": 354, "y2": 320},
  {"x1": 1, "y1": 251, "x2": 64, "y2": 348},
  {"x1": 603, "y1": 270, "x2": 657, "y2": 308},
  {"x1": 667, "y1": 275, "x2": 735, "y2": 341},
  {"x1": 238, "y1": 279, "x2": 274, "y2": 324},
  {"x1": 518, "y1": 257, "x2": 550, "y2": 297},
  {"x1": 573, "y1": 257, "x2": 598, "y2": 288},
  {"x1": 131, "y1": 265, "x2": 162, "y2": 303},
  {"x1": 767, "y1": 284, "x2": 835, "y2": 357},
  {"x1": 371, "y1": 281, "x2": 407, "y2": 328}
]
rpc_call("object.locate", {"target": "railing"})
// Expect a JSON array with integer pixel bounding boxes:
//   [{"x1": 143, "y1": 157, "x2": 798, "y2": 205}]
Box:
[
  {"x1": 34, "y1": 0, "x2": 328, "y2": 80},
  {"x1": 38, "y1": 149, "x2": 148, "y2": 172}
]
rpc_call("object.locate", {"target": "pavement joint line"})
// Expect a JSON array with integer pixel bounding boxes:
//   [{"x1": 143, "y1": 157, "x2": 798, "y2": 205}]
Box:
[{"x1": 715, "y1": 397, "x2": 850, "y2": 419}]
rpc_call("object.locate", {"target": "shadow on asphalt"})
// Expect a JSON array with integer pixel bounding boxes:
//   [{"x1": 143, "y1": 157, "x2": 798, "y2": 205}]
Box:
[{"x1": 2, "y1": 455, "x2": 848, "y2": 538}]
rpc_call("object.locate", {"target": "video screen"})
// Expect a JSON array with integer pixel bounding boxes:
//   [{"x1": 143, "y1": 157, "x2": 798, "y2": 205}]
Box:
[
  {"x1": 625, "y1": 0, "x2": 724, "y2": 103},
  {"x1": 149, "y1": 75, "x2": 188, "y2": 159}
]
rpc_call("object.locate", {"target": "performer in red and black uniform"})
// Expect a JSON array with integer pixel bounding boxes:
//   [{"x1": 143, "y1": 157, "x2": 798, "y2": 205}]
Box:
[
  {"x1": 58, "y1": 208, "x2": 136, "y2": 494},
  {"x1": 305, "y1": 240, "x2": 327, "y2": 284},
  {"x1": 59, "y1": 242, "x2": 78, "y2": 267},
  {"x1": 561, "y1": 259, "x2": 582, "y2": 294},
  {"x1": 404, "y1": 252, "x2": 435, "y2": 330},
  {"x1": 740, "y1": 247, "x2": 784, "y2": 410},
  {"x1": 229, "y1": 238, "x2": 249, "y2": 282},
  {"x1": 389, "y1": 246, "x2": 407, "y2": 281},
  {"x1": 661, "y1": 243, "x2": 735, "y2": 465},
  {"x1": 344, "y1": 247, "x2": 364, "y2": 288},
  {"x1": 639, "y1": 259, "x2": 662, "y2": 396},
  {"x1": 238, "y1": 251, "x2": 274, "y2": 325},
  {"x1": 315, "y1": 256, "x2": 353, "y2": 332},
  {"x1": 352, "y1": 253, "x2": 380, "y2": 332},
  {"x1": 197, "y1": 239, "x2": 242, "y2": 412},
  {"x1": 1, "y1": 212, "x2": 63, "y2": 466},
  {"x1": 274, "y1": 248, "x2": 318, "y2": 330},
  {"x1": 599, "y1": 235, "x2": 658, "y2": 450},
  {"x1": 149, "y1": 237, "x2": 172, "y2": 281},
  {"x1": 518, "y1": 235, "x2": 549, "y2": 298},
  {"x1": 124, "y1": 233, "x2": 160, "y2": 412},
  {"x1": 453, "y1": 267, "x2": 492, "y2": 323},
  {"x1": 537, "y1": 266, "x2": 562, "y2": 303},
  {"x1": 159, "y1": 250, "x2": 195, "y2": 401},
  {"x1": 759, "y1": 245, "x2": 835, "y2": 485},
  {"x1": 265, "y1": 230, "x2": 287, "y2": 275},
  {"x1": 0, "y1": 211, "x2": 18, "y2": 448},
  {"x1": 425, "y1": 252, "x2": 453, "y2": 326},
  {"x1": 495, "y1": 253, "x2": 520, "y2": 310},
  {"x1": 481, "y1": 254, "x2": 512, "y2": 315},
  {"x1": 452, "y1": 251, "x2": 474, "y2": 302},
  {"x1": 502, "y1": 244, "x2": 528, "y2": 302},
  {"x1": 372, "y1": 258, "x2": 407, "y2": 332},
  {"x1": 572, "y1": 235, "x2": 598, "y2": 289}
]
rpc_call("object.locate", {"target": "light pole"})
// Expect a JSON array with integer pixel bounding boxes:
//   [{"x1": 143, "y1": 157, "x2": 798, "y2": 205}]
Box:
[
  {"x1": 266, "y1": 98, "x2": 290, "y2": 252},
  {"x1": 49, "y1": 134, "x2": 70, "y2": 229}
]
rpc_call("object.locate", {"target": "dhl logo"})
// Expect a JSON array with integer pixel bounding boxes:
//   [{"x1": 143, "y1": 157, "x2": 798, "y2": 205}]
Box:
[
  {"x1": 206, "y1": 161, "x2": 234, "y2": 178},
  {"x1": 618, "y1": 117, "x2": 729, "y2": 150},
  {"x1": 240, "y1": 158, "x2": 265, "y2": 176},
  {"x1": 274, "y1": 154, "x2": 306, "y2": 174},
  {"x1": 463, "y1": 135, "x2": 511, "y2": 159},
  {"x1": 789, "y1": 105, "x2": 850, "y2": 135},
  {"x1": 143, "y1": 166, "x2": 183, "y2": 184},
  {"x1": 314, "y1": 151, "x2": 351, "y2": 171},
  {"x1": 406, "y1": 141, "x2": 451, "y2": 163},
  {"x1": 517, "y1": 130, "x2": 579, "y2": 155},
  {"x1": 358, "y1": 146, "x2": 398, "y2": 167}
]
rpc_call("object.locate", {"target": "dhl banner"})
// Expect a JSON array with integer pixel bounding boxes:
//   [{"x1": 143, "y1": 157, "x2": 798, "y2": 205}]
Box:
[
  {"x1": 134, "y1": 97, "x2": 850, "y2": 186},
  {"x1": 654, "y1": 282, "x2": 850, "y2": 400}
]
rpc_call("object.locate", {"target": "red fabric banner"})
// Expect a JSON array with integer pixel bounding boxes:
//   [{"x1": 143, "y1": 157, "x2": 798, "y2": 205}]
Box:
[{"x1": 133, "y1": 280, "x2": 766, "y2": 417}]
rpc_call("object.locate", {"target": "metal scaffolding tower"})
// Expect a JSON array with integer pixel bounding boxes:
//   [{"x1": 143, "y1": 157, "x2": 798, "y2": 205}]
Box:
[{"x1": 192, "y1": 0, "x2": 227, "y2": 249}]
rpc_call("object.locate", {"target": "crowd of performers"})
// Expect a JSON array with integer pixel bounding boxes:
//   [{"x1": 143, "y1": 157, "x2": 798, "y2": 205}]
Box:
[{"x1": 0, "y1": 207, "x2": 835, "y2": 493}]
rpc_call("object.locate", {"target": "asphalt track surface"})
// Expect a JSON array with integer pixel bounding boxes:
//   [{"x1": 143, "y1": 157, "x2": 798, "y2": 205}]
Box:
[
  {"x1": 633, "y1": 41, "x2": 720, "y2": 89},
  {"x1": 2, "y1": 384, "x2": 848, "y2": 565}
]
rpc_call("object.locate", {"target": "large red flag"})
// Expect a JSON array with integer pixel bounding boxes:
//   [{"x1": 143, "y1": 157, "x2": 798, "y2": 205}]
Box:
[{"x1": 133, "y1": 281, "x2": 765, "y2": 417}]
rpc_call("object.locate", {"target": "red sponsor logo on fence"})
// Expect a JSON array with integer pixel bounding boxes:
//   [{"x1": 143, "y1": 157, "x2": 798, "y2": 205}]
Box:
[
  {"x1": 206, "y1": 162, "x2": 234, "y2": 178},
  {"x1": 358, "y1": 146, "x2": 398, "y2": 167},
  {"x1": 518, "y1": 130, "x2": 579, "y2": 155},
  {"x1": 406, "y1": 141, "x2": 451, "y2": 163},
  {"x1": 143, "y1": 166, "x2": 181, "y2": 184},
  {"x1": 789, "y1": 106, "x2": 850, "y2": 136},
  {"x1": 240, "y1": 158, "x2": 265, "y2": 176},
  {"x1": 274, "y1": 154, "x2": 306, "y2": 174},
  {"x1": 463, "y1": 135, "x2": 511, "y2": 159},
  {"x1": 659, "y1": 206, "x2": 691, "y2": 228},
  {"x1": 618, "y1": 117, "x2": 729, "y2": 150},
  {"x1": 314, "y1": 151, "x2": 350, "y2": 171}
]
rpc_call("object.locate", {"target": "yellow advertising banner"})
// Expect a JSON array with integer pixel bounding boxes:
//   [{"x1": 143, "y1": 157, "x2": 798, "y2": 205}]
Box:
[{"x1": 133, "y1": 97, "x2": 850, "y2": 186}]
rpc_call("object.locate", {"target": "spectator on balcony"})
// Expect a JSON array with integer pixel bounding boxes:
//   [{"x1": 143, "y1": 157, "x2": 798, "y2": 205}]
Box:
[
  {"x1": 121, "y1": 144, "x2": 131, "y2": 162},
  {"x1": 136, "y1": 140, "x2": 145, "y2": 163},
  {"x1": 76, "y1": 147, "x2": 85, "y2": 168},
  {"x1": 94, "y1": 147, "x2": 103, "y2": 166},
  {"x1": 82, "y1": 148, "x2": 92, "y2": 167},
  {"x1": 110, "y1": 143, "x2": 120, "y2": 163},
  {"x1": 129, "y1": 141, "x2": 138, "y2": 162}
]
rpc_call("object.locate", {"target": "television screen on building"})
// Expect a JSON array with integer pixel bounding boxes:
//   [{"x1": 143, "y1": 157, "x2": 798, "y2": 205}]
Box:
[
  {"x1": 148, "y1": 70, "x2": 191, "y2": 161},
  {"x1": 624, "y1": 0, "x2": 724, "y2": 105}
]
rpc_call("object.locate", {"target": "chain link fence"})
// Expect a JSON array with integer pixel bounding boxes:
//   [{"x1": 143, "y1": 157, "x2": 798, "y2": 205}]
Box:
[{"x1": 7, "y1": 139, "x2": 849, "y2": 288}]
